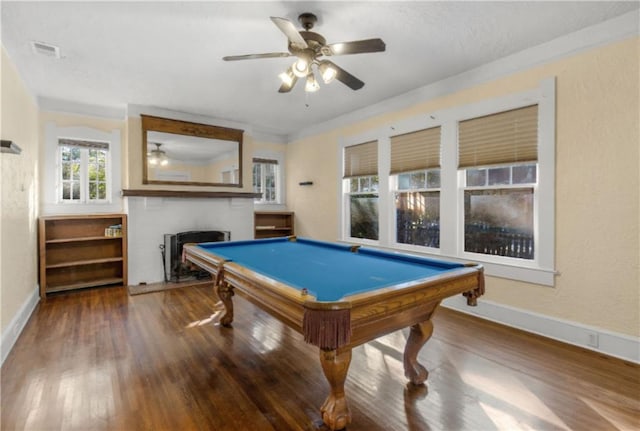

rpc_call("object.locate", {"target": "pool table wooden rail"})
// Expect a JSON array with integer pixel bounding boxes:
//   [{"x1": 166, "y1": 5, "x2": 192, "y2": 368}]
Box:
[
  {"x1": 184, "y1": 242, "x2": 483, "y2": 350},
  {"x1": 346, "y1": 266, "x2": 482, "y2": 346}
]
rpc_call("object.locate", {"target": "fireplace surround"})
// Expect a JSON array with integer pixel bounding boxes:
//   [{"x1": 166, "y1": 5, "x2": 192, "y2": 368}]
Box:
[{"x1": 164, "y1": 230, "x2": 230, "y2": 282}]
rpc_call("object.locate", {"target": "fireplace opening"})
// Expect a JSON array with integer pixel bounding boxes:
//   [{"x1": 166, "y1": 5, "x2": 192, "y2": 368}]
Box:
[{"x1": 163, "y1": 230, "x2": 230, "y2": 282}]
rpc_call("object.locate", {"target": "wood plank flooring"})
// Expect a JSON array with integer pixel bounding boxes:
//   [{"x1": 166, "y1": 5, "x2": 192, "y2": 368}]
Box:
[{"x1": 2, "y1": 285, "x2": 638, "y2": 430}]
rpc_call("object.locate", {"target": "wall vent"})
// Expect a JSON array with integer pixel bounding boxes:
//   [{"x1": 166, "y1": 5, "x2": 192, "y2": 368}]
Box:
[{"x1": 31, "y1": 41, "x2": 61, "y2": 58}]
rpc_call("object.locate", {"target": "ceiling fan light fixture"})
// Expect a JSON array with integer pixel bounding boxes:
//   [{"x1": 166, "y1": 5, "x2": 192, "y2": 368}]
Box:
[
  {"x1": 292, "y1": 58, "x2": 310, "y2": 78},
  {"x1": 148, "y1": 143, "x2": 168, "y2": 166},
  {"x1": 319, "y1": 61, "x2": 337, "y2": 84},
  {"x1": 305, "y1": 73, "x2": 320, "y2": 92},
  {"x1": 278, "y1": 68, "x2": 295, "y2": 86}
]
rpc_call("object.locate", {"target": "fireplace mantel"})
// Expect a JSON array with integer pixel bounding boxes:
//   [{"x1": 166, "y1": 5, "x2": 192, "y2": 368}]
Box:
[{"x1": 122, "y1": 189, "x2": 261, "y2": 199}]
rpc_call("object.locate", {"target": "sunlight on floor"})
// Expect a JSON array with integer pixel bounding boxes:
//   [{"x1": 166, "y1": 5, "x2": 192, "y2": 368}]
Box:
[
  {"x1": 186, "y1": 312, "x2": 221, "y2": 328},
  {"x1": 23, "y1": 373, "x2": 45, "y2": 429},
  {"x1": 449, "y1": 355, "x2": 570, "y2": 430},
  {"x1": 186, "y1": 301, "x2": 226, "y2": 328},
  {"x1": 361, "y1": 338, "x2": 406, "y2": 393},
  {"x1": 479, "y1": 402, "x2": 541, "y2": 430},
  {"x1": 579, "y1": 396, "x2": 634, "y2": 430},
  {"x1": 53, "y1": 366, "x2": 116, "y2": 430},
  {"x1": 251, "y1": 323, "x2": 284, "y2": 353}
]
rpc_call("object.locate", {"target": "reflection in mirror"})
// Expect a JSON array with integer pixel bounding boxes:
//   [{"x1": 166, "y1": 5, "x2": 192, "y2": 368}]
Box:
[{"x1": 141, "y1": 115, "x2": 243, "y2": 187}]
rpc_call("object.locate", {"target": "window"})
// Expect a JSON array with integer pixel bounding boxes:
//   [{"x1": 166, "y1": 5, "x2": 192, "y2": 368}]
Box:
[
  {"x1": 339, "y1": 79, "x2": 556, "y2": 285},
  {"x1": 344, "y1": 141, "x2": 379, "y2": 240},
  {"x1": 349, "y1": 175, "x2": 379, "y2": 240},
  {"x1": 58, "y1": 138, "x2": 109, "y2": 203},
  {"x1": 391, "y1": 126, "x2": 441, "y2": 248},
  {"x1": 458, "y1": 105, "x2": 538, "y2": 260},
  {"x1": 253, "y1": 158, "x2": 280, "y2": 204},
  {"x1": 222, "y1": 168, "x2": 239, "y2": 184}
]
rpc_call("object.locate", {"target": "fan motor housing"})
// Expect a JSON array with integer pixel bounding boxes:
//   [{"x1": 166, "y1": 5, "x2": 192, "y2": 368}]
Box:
[
  {"x1": 298, "y1": 12, "x2": 318, "y2": 30},
  {"x1": 289, "y1": 31, "x2": 326, "y2": 58}
]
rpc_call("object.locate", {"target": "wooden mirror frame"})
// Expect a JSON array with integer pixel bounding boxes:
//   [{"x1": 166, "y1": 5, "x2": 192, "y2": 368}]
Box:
[{"x1": 141, "y1": 114, "x2": 243, "y2": 187}]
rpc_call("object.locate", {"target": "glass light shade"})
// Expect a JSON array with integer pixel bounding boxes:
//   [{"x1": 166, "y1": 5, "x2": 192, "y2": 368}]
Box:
[
  {"x1": 319, "y1": 61, "x2": 337, "y2": 84},
  {"x1": 278, "y1": 68, "x2": 294, "y2": 86},
  {"x1": 292, "y1": 58, "x2": 309, "y2": 78},
  {"x1": 305, "y1": 73, "x2": 320, "y2": 92},
  {"x1": 148, "y1": 143, "x2": 167, "y2": 166}
]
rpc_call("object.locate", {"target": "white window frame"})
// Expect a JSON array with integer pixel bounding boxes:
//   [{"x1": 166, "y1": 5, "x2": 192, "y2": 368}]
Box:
[
  {"x1": 339, "y1": 129, "x2": 386, "y2": 246},
  {"x1": 58, "y1": 140, "x2": 110, "y2": 204},
  {"x1": 338, "y1": 78, "x2": 556, "y2": 286},
  {"x1": 345, "y1": 174, "x2": 380, "y2": 243},
  {"x1": 391, "y1": 168, "x2": 442, "y2": 253},
  {"x1": 43, "y1": 123, "x2": 122, "y2": 214},
  {"x1": 252, "y1": 151, "x2": 285, "y2": 205}
]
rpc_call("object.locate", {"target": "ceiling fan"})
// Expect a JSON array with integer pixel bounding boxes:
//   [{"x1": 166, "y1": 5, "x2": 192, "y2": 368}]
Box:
[{"x1": 222, "y1": 13, "x2": 386, "y2": 93}]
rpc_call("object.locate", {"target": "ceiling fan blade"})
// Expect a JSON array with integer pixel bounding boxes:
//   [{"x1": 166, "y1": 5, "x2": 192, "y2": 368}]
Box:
[
  {"x1": 278, "y1": 75, "x2": 298, "y2": 93},
  {"x1": 325, "y1": 61, "x2": 365, "y2": 90},
  {"x1": 326, "y1": 38, "x2": 386, "y2": 56},
  {"x1": 223, "y1": 52, "x2": 291, "y2": 61},
  {"x1": 270, "y1": 16, "x2": 308, "y2": 49}
]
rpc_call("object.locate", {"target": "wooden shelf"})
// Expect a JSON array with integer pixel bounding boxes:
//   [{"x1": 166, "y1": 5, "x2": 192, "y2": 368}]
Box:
[
  {"x1": 254, "y1": 211, "x2": 294, "y2": 239},
  {"x1": 46, "y1": 236, "x2": 122, "y2": 244},
  {"x1": 46, "y1": 257, "x2": 124, "y2": 269},
  {"x1": 39, "y1": 214, "x2": 128, "y2": 298},
  {"x1": 46, "y1": 278, "x2": 124, "y2": 293}
]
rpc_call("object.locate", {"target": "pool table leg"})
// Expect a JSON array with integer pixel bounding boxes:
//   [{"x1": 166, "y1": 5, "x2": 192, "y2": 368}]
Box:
[
  {"x1": 403, "y1": 320, "x2": 434, "y2": 385},
  {"x1": 319, "y1": 348, "x2": 352, "y2": 430},
  {"x1": 216, "y1": 281, "x2": 234, "y2": 326}
]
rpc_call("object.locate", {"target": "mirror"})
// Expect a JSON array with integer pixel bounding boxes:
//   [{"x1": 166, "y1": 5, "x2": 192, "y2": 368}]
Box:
[{"x1": 141, "y1": 114, "x2": 243, "y2": 187}]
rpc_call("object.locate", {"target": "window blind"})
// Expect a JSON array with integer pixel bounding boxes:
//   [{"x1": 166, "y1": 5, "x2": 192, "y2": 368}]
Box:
[
  {"x1": 58, "y1": 138, "x2": 109, "y2": 150},
  {"x1": 458, "y1": 105, "x2": 538, "y2": 168},
  {"x1": 343, "y1": 141, "x2": 378, "y2": 178},
  {"x1": 253, "y1": 157, "x2": 278, "y2": 165},
  {"x1": 390, "y1": 126, "x2": 441, "y2": 174}
]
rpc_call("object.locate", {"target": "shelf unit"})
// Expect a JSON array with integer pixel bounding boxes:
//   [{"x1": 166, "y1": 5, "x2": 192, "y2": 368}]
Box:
[
  {"x1": 38, "y1": 214, "x2": 128, "y2": 298},
  {"x1": 254, "y1": 211, "x2": 294, "y2": 239}
]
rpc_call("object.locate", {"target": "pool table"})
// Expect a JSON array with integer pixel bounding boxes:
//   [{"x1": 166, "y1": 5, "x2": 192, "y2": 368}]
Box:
[{"x1": 183, "y1": 236, "x2": 484, "y2": 430}]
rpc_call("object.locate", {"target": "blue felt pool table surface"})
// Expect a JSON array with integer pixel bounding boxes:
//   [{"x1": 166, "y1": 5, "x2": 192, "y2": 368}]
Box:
[{"x1": 195, "y1": 237, "x2": 464, "y2": 301}]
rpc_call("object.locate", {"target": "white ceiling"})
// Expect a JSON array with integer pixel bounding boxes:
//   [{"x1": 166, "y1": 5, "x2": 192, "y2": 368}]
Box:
[{"x1": 2, "y1": 1, "x2": 638, "y2": 140}]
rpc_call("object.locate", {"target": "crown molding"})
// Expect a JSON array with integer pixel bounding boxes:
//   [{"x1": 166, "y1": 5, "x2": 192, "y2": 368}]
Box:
[
  {"x1": 287, "y1": 10, "x2": 639, "y2": 143},
  {"x1": 38, "y1": 96, "x2": 126, "y2": 119}
]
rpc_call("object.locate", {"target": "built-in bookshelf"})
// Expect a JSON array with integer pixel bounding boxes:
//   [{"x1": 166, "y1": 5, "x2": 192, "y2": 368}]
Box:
[
  {"x1": 254, "y1": 211, "x2": 294, "y2": 239},
  {"x1": 38, "y1": 214, "x2": 128, "y2": 298}
]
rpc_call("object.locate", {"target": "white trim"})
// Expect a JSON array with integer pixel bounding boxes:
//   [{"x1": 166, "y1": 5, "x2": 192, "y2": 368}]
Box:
[
  {"x1": 42, "y1": 123, "x2": 123, "y2": 215},
  {"x1": 1, "y1": 287, "x2": 39, "y2": 366},
  {"x1": 252, "y1": 150, "x2": 286, "y2": 205},
  {"x1": 442, "y1": 295, "x2": 640, "y2": 364},
  {"x1": 339, "y1": 80, "x2": 556, "y2": 286},
  {"x1": 39, "y1": 96, "x2": 125, "y2": 120}
]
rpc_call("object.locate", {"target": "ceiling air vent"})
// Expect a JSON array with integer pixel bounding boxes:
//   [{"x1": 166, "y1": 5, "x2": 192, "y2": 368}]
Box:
[{"x1": 31, "y1": 41, "x2": 61, "y2": 58}]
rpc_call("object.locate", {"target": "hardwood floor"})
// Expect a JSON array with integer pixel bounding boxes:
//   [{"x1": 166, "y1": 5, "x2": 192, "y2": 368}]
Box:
[{"x1": 2, "y1": 285, "x2": 638, "y2": 430}]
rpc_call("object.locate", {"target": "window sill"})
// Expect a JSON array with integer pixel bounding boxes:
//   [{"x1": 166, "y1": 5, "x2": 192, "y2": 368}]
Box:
[{"x1": 339, "y1": 238, "x2": 557, "y2": 287}]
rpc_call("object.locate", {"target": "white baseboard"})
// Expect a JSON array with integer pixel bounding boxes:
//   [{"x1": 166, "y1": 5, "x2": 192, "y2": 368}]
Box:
[
  {"x1": 1, "y1": 286, "x2": 40, "y2": 366},
  {"x1": 442, "y1": 296, "x2": 640, "y2": 364}
]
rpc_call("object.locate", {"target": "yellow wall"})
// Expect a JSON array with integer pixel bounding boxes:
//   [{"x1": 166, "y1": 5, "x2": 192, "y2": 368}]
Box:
[
  {"x1": 1, "y1": 47, "x2": 40, "y2": 334},
  {"x1": 286, "y1": 37, "x2": 640, "y2": 337}
]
